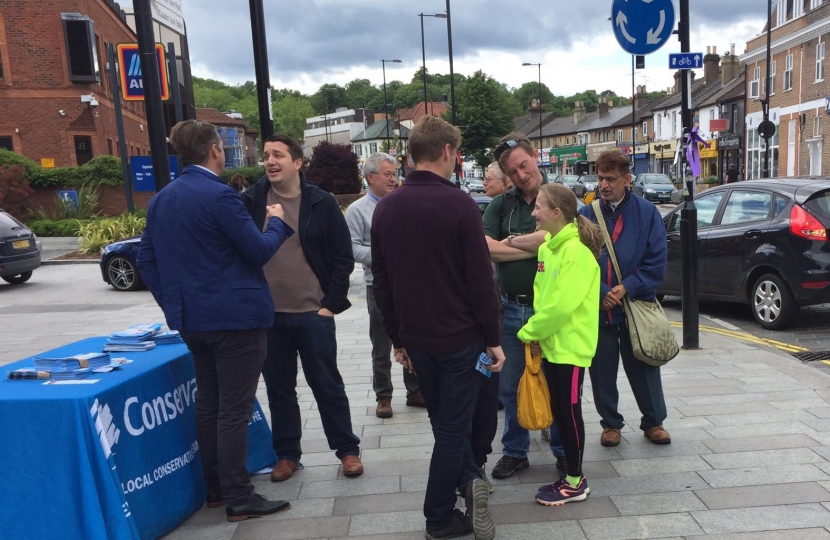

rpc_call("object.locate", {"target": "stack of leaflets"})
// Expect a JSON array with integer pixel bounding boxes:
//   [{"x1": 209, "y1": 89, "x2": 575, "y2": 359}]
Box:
[
  {"x1": 6, "y1": 368, "x2": 94, "y2": 381},
  {"x1": 153, "y1": 330, "x2": 183, "y2": 345},
  {"x1": 34, "y1": 352, "x2": 111, "y2": 372},
  {"x1": 104, "y1": 323, "x2": 163, "y2": 352}
]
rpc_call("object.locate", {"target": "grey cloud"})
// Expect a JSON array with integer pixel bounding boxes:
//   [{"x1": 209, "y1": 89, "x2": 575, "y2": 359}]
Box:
[{"x1": 180, "y1": 0, "x2": 767, "y2": 83}]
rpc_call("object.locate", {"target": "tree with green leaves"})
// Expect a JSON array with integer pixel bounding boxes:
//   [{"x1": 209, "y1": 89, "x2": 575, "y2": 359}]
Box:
[
  {"x1": 273, "y1": 95, "x2": 316, "y2": 143},
  {"x1": 309, "y1": 84, "x2": 348, "y2": 114},
  {"x1": 449, "y1": 70, "x2": 521, "y2": 168},
  {"x1": 513, "y1": 81, "x2": 555, "y2": 111}
]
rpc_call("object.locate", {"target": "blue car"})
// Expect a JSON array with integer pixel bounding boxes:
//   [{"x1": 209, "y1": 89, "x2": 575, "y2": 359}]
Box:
[{"x1": 100, "y1": 236, "x2": 144, "y2": 291}]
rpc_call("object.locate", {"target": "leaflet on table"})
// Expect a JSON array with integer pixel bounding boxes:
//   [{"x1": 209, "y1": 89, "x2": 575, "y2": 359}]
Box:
[
  {"x1": 6, "y1": 367, "x2": 94, "y2": 380},
  {"x1": 93, "y1": 358, "x2": 134, "y2": 372},
  {"x1": 33, "y1": 352, "x2": 111, "y2": 372}
]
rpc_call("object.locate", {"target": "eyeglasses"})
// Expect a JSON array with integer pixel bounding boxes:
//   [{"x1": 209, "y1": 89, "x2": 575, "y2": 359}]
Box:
[
  {"x1": 370, "y1": 171, "x2": 396, "y2": 179},
  {"x1": 493, "y1": 139, "x2": 518, "y2": 161},
  {"x1": 596, "y1": 173, "x2": 628, "y2": 184}
]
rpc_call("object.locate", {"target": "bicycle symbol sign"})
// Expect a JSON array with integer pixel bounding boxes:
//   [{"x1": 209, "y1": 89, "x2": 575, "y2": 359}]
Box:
[
  {"x1": 669, "y1": 53, "x2": 704, "y2": 70},
  {"x1": 611, "y1": 0, "x2": 675, "y2": 55}
]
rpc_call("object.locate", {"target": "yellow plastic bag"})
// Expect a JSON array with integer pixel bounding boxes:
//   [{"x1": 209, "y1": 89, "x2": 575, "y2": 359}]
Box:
[{"x1": 517, "y1": 344, "x2": 553, "y2": 430}]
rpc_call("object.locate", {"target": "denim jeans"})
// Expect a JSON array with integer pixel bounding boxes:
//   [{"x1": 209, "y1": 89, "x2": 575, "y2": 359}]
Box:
[
  {"x1": 367, "y1": 286, "x2": 419, "y2": 399},
  {"x1": 407, "y1": 341, "x2": 483, "y2": 529},
  {"x1": 262, "y1": 311, "x2": 361, "y2": 461},
  {"x1": 589, "y1": 323, "x2": 667, "y2": 431},
  {"x1": 180, "y1": 328, "x2": 265, "y2": 507},
  {"x1": 500, "y1": 300, "x2": 564, "y2": 459}
]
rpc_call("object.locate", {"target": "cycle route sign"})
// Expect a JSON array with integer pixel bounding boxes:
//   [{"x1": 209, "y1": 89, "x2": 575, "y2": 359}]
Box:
[
  {"x1": 669, "y1": 53, "x2": 704, "y2": 70},
  {"x1": 611, "y1": 0, "x2": 675, "y2": 55}
]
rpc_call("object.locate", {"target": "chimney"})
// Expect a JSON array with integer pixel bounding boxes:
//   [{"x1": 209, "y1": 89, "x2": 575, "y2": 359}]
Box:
[
  {"x1": 721, "y1": 43, "x2": 740, "y2": 85},
  {"x1": 704, "y1": 45, "x2": 720, "y2": 85},
  {"x1": 674, "y1": 71, "x2": 682, "y2": 93},
  {"x1": 598, "y1": 97, "x2": 609, "y2": 118},
  {"x1": 527, "y1": 98, "x2": 543, "y2": 117},
  {"x1": 573, "y1": 100, "x2": 587, "y2": 124},
  {"x1": 634, "y1": 85, "x2": 649, "y2": 111}
]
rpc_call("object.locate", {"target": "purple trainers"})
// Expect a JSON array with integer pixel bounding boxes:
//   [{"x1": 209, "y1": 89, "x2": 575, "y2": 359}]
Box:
[{"x1": 536, "y1": 477, "x2": 589, "y2": 506}]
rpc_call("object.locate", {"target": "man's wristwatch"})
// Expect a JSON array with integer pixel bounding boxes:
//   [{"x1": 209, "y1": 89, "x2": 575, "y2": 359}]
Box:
[{"x1": 507, "y1": 234, "x2": 517, "y2": 247}]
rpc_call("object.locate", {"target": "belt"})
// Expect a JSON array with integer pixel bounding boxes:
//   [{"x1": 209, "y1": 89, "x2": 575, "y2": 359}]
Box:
[{"x1": 506, "y1": 294, "x2": 534, "y2": 306}]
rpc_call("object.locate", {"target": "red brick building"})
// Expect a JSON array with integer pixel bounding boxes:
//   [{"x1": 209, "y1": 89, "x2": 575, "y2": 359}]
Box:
[
  {"x1": 741, "y1": 0, "x2": 830, "y2": 178},
  {"x1": 0, "y1": 0, "x2": 150, "y2": 167}
]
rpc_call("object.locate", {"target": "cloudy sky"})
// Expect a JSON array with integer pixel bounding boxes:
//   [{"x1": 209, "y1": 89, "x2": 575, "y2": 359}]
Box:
[{"x1": 133, "y1": 0, "x2": 768, "y2": 98}]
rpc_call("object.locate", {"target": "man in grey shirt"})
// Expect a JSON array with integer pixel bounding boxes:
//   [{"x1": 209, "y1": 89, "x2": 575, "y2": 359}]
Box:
[{"x1": 346, "y1": 153, "x2": 423, "y2": 418}]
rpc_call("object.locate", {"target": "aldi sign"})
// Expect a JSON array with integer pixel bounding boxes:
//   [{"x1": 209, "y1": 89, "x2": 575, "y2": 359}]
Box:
[{"x1": 117, "y1": 43, "x2": 170, "y2": 102}]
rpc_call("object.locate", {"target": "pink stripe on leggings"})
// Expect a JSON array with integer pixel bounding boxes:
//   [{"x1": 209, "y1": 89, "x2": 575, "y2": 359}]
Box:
[{"x1": 571, "y1": 366, "x2": 580, "y2": 449}]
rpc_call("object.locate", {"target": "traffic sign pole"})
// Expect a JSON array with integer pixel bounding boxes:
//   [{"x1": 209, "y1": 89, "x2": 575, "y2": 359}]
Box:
[
  {"x1": 678, "y1": 0, "x2": 699, "y2": 349},
  {"x1": 762, "y1": 0, "x2": 773, "y2": 178}
]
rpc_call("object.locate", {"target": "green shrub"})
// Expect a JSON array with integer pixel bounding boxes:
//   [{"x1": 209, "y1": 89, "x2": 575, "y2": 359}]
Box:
[
  {"x1": 32, "y1": 183, "x2": 101, "y2": 220},
  {"x1": 27, "y1": 219, "x2": 92, "y2": 237},
  {"x1": 78, "y1": 214, "x2": 146, "y2": 254},
  {"x1": 220, "y1": 166, "x2": 263, "y2": 187},
  {"x1": 0, "y1": 149, "x2": 39, "y2": 178}
]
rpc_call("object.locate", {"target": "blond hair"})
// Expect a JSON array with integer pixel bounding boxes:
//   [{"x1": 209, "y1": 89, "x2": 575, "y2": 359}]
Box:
[
  {"x1": 409, "y1": 116, "x2": 461, "y2": 164},
  {"x1": 538, "y1": 184, "x2": 604, "y2": 258}
]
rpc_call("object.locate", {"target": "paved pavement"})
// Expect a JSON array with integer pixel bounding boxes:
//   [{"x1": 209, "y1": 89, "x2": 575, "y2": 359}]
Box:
[{"x1": 7, "y1": 265, "x2": 830, "y2": 539}]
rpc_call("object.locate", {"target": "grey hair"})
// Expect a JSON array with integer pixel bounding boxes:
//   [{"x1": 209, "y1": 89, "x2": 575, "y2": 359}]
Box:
[
  {"x1": 363, "y1": 152, "x2": 397, "y2": 177},
  {"x1": 486, "y1": 161, "x2": 504, "y2": 180}
]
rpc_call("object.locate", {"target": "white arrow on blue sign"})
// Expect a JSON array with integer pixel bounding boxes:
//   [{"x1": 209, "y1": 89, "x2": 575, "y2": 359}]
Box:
[
  {"x1": 611, "y1": 0, "x2": 676, "y2": 55},
  {"x1": 669, "y1": 53, "x2": 704, "y2": 70}
]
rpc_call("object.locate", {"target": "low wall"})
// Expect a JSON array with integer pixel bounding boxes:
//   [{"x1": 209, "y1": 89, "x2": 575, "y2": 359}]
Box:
[{"x1": 27, "y1": 186, "x2": 154, "y2": 217}]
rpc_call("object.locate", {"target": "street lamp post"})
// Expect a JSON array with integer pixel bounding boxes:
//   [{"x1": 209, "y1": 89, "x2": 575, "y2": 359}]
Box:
[
  {"x1": 382, "y1": 59, "x2": 402, "y2": 147},
  {"x1": 445, "y1": 0, "x2": 457, "y2": 126},
  {"x1": 522, "y1": 62, "x2": 543, "y2": 152},
  {"x1": 418, "y1": 13, "x2": 446, "y2": 117}
]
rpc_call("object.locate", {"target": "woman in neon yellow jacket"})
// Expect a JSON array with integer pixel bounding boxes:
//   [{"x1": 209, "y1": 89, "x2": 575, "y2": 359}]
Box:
[{"x1": 517, "y1": 183, "x2": 602, "y2": 507}]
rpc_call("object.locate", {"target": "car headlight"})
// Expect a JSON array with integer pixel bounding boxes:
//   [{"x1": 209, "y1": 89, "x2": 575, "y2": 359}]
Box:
[{"x1": 645, "y1": 188, "x2": 656, "y2": 194}]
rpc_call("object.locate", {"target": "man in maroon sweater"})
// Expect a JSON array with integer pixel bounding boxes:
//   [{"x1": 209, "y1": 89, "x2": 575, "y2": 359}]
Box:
[{"x1": 371, "y1": 116, "x2": 505, "y2": 540}]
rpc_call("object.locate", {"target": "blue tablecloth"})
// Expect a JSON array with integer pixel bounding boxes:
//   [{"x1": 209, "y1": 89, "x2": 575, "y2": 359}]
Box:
[{"x1": 0, "y1": 337, "x2": 277, "y2": 540}]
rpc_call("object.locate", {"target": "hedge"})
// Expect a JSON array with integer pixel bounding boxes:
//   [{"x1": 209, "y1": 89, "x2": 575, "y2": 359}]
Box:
[
  {"x1": 220, "y1": 166, "x2": 263, "y2": 187},
  {"x1": 27, "y1": 219, "x2": 92, "y2": 237},
  {"x1": 0, "y1": 150, "x2": 124, "y2": 188}
]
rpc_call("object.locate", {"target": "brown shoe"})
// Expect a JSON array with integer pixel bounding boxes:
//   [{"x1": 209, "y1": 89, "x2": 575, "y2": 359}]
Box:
[
  {"x1": 270, "y1": 459, "x2": 300, "y2": 482},
  {"x1": 600, "y1": 428, "x2": 621, "y2": 447},
  {"x1": 341, "y1": 455, "x2": 364, "y2": 477},
  {"x1": 645, "y1": 425, "x2": 672, "y2": 445},
  {"x1": 405, "y1": 390, "x2": 426, "y2": 408},
  {"x1": 376, "y1": 397, "x2": 393, "y2": 418}
]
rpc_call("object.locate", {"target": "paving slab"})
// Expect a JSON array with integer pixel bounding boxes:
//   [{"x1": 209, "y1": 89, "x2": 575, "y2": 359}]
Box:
[
  {"x1": 702, "y1": 433, "x2": 820, "y2": 453},
  {"x1": 694, "y1": 482, "x2": 830, "y2": 510},
  {"x1": 578, "y1": 512, "x2": 705, "y2": 539},
  {"x1": 690, "y1": 503, "x2": 830, "y2": 534},
  {"x1": 610, "y1": 491, "x2": 708, "y2": 515}
]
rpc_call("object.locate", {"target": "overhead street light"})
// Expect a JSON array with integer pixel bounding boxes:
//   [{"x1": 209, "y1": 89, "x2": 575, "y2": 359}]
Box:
[
  {"x1": 381, "y1": 59, "x2": 402, "y2": 144},
  {"x1": 418, "y1": 13, "x2": 446, "y2": 116},
  {"x1": 522, "y1": 63, "x2": 543, "y2": 154}
]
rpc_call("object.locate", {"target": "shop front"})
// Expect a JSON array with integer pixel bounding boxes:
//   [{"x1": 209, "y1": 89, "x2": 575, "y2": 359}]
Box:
[
  {"x1": 717, "y1": 133, "x2": 742, "y2": 182},
  {"x1": 549, "y1": 145, "x2": 587, "y2": 175},
  {"x1": 650, "y1": 140, "x2": 677, "y2": 178},
  {"x1": 698, "y1": 139, "x2": 718, "y2": 180},
  {"x1": 633, "y1": 143, "x2": 650, "y2": 175}
]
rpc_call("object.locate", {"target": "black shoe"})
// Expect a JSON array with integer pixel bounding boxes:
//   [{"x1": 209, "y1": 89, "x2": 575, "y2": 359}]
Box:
[
  {"x1": 464, "y1": 478, "x2": 496, "y2": 540},
  {"x1": 555, "y1": 457, "x2": 567, "y2": 479},
  {"x1": 425, "y1": 509, "x2": 472, "y2": 540},
  {"x1": 226, "y1": 493, "x2": 291, "y2": 522},
  {"x1": 491, "y1": 456, "x2": 529, "y2": 479},
  {"x1": 206, "y1": 492, "x2": 224, "y2": 508}
]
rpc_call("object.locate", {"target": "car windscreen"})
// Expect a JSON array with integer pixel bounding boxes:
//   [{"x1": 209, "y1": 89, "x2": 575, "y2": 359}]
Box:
[
  {"x1": 0, "y1": 212, "x2": 25, "y2": 231},
  {"x1": 804, "y1": 189, "x2": 830, "y2": 221},
  {"x1": 643, "y1": 175, "x2": 673, "y2": 184},
  {"x1": 561, "y1": 176, "x2": 579, "y2": 183}
]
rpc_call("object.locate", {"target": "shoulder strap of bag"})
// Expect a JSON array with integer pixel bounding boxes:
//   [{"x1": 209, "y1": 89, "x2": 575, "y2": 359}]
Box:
[{"x1": 591, "y1": 199, "x2": 624, "y2": 285}]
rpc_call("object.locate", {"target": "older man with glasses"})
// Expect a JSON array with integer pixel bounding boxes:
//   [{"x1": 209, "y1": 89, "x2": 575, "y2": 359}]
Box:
[
  {"x1": 346, "y1": 153, "x2": 423, "y2": 419},
  {"x1": 482, "y1": 162, "x2": 512, "y2": 198}
]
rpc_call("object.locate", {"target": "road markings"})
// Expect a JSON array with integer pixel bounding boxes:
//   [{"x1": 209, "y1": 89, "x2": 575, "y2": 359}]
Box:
[
  {"x1": 669, "y1": 322, "x2": 810, "y2": 353},
  {"x1": 700, "y1": 314, "x2": 742, "y2": 332}
]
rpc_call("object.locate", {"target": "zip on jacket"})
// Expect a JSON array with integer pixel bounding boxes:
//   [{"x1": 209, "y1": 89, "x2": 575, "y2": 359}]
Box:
[{"x1": 516, "y1": 223, "x2": 600, "y2": 368}]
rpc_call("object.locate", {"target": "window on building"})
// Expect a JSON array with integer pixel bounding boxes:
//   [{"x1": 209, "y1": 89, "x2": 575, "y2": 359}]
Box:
[
  {"x1": 817, "y1": 41, "x2": 825, "y2": 81},
  {"x1": 617, "y1": 129, "x2": 624, "y2": 142},
  {"x1": 62, "y1": 13, "x2": 98, "y2": 83},
  {"x1": 776, "y1": 0, "x2": 786, "y2": 26},
  {"x1": 732, "y1": 105, "x2": 739, "y2": 132},
  {"x1": 0, "y1": 137, "x2": 13, "y2": 151},
  {"x1": 769, "y1": 60, "x2": 776, "y2": 95},
  {"x1": 643, "y1": 122, "x2": 648, "y2": 138},
  {"x1": 369, "y1": 142, "x2": 378, "y2": 153},
  {"x1": 354, "y1": 144, "x2": 362, "y2": 156},
  {"x1": 812, "y1": 0, "x2": 823, "y2": 9},
  {"x1": 747, "y1": 125, "x2": 779, "y2": 180},
  {"x1": 750, "y1": 67, "x2": 760, "y2": 98},
  {"x1": 672, "y1": 111, "x2": 677, "y2": 137},
  {"x1": 785, "y1": 54, "x2": 794, "y2": 90},
  {"x1": 814, "y1": 115, "x2": 822, "y2": 138},
  {"x1": 106, "y1": 138, "x2": 113, "y2": 156},
  {"x1": 794, "y1": 0, "x2": 804, "y2": 17}
]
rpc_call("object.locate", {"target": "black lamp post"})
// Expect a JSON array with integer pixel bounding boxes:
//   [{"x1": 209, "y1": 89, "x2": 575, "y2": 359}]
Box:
[
  {"x1": 418, "y1": 12, "x2": 446, "y2": 117},
  {"x1": 522, "y1": 62, "x2": 543, "y2": 151},
  {"x1": 445, "y1": 1, "x2": 457, "y2": 126},
  {"x1": 382, "y1": 59, "x2": 401, "y2": 146}
]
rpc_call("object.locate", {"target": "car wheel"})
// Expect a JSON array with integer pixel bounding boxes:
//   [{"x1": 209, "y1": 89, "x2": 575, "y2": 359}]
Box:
[
  {"x1": 751, "y1": 273, "x2": 795, "y2": 330},
  {"x1": 2, "y1": 271, "x2": 32, "y2": 284},
  {"x1": 106, "y1": 256, "x2": 143, "y2": 291}
]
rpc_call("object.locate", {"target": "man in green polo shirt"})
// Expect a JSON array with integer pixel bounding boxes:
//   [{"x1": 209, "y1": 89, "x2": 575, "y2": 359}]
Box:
[{"x1": 482, "y1": 133, "x2": 565, "y2": 479}]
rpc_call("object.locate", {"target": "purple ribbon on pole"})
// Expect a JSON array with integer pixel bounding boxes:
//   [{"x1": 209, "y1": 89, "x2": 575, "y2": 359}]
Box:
[{"x1": 686, "y1": 126, "x2": 710, "y2": 178}]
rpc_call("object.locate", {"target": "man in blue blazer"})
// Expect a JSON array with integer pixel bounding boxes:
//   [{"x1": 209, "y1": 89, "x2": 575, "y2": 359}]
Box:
[{"x1": 137, "y1": 120, "x2": 292, "y2": 522}]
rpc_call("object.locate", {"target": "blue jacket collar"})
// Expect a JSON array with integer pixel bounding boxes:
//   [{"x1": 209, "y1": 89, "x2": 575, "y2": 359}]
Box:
[{"x1": 183, "y1": 165, "x2": 225, "y2": 184}]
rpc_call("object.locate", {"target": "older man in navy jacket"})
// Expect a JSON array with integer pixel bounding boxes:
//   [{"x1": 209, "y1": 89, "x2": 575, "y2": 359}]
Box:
[
  {"x1": 137, "y1": 120, "x2": 292, "y2": 522},
  {"x1": 579, "y1": 151, "x2": 670, "y2": 448}
]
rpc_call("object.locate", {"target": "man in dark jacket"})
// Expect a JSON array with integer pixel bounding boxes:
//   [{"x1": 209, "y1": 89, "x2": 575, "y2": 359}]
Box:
[
  {"x1": 137, "y1": 120, "x2": 292, "y2": 522},
  {"x1": 372, "y1": 116, "x2": 504, "y2": 540},
  {"x1": 579, "y1": 151, "x2": 670, "y2": 447},
  {"x1": 241, "y1": 134, "x2": 362, "y2": 482}
]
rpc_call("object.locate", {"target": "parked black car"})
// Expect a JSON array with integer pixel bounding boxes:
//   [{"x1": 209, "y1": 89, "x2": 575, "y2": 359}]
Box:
[
  {"x1": 577, "y1": 174, "x2": 598, "y2": 197},
  {"x1": 100, "y1": 236, "x2": 144, "y2": 291},
  {"x1": 0, "y1": 209, "x2": 41, "y2": 284},
  {"x1": 658, "y1": 178, "x2": 830, "y2": 330},
  {"x1": 632, "y1": 173, "x2": 676, "y2": 202},
  {"x1": 472, "y1": 195, "x2": 493, "y2": 216},
  {"x1": 555, "y1": 175, "x2": 584, "y2": 197}
]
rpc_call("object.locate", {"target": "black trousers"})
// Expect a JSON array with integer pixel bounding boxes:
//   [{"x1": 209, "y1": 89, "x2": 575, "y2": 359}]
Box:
[
  {"x1": 367, "y1": 285, "x2": 419, "y2": 399},
  {"x1": 543, "y1": 361, "x2": 585, "y2": 478},
  {"x1": 180, "y1": 328, "x2": 266, "y2": 507},
  {"x1": 470, "y1": 370, "x2": 499, "y2": 468}
]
